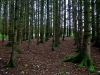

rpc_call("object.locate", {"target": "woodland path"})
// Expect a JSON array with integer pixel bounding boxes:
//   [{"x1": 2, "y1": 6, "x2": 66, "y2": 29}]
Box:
[{"x1": 0, "y1": 37, "x2": 100, "y2": 75}]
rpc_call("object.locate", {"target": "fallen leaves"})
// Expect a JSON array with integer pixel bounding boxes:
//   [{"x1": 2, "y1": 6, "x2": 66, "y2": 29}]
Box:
[{"x1": 0, "y1": 37, "x2": 100, "y2": 75}]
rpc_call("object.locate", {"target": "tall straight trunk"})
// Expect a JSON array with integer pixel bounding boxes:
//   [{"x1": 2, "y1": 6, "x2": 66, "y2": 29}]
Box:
[
  {"x1": 98, "y1": 0, "x2": 100, "y2": 47},
  {"x1": 37, "y1": 0, "x2": 40, "y2": 45},
  {"x1": 17, "y1": 0, "x2": 24, "y2": 46},
  {"x1": 91, "y1": 0, "x2": 96, "y2": 42},
  {"x1": 26, "y1": 0, "x2": 29, "y2": 40},
  {"x1": 8, "y1": 0, "x2": 14, "y2": 41},
  {"x1": 0, "y1": 0, "x2": 2, "y2": 19},
  {"x1": 0, "y1": 0, "x2": 1, "y2": 17},
  {"x1": 28, "y1": 1, "x2": 31, "y2": 48},
  {"x1": 49, "y1": 0, "x2": 53, "y2": 37},
  {"x1": 35, "y1": 1, "x2": 38, "y2": 39},
  {"x1": 2, "y1": 0, "x2": 7, "y2": 42},
  {"x1": 46, "y1": 0, "x2": 50, "y2": 41},
  {"x1": 68, "y1": 0, "x2": 71, "y2": 37},
  {"x1": 5, "y1": 0, "x2": 18, "y2": 68},
  {"x1": 78, "y1": 0, "x2": 83, "y2": 50},
  {"x1": 4, "y1": 1, "x2": 8, "y2": 36},
  {"x1": 63, "y1": 0, "x2": 95, "y2": 72},
  {"x1": 52, "y1": 0, "x2": 55, "y2": 50},
  {"x1": 0, "y1": 0, "x2": 1, "y2": 33},
  {"x1": 62, "y1": 0, "x2": 66, "y2": 41},
  {"x1": 30, "y1": 0, "x2": 34, "y2": 39},
  {"x1": 67, "y1": 21, "x2": 69, "y2": 37},
  {"x1": 82, "y1": 0, "x2": 92, "y2": 65},
  {"x1": 54, "y1": 0, "x2": 60, "y2": 47},
  {"x1": 10, "y1": 0, "x2": 18, "y2": 67},
  {"x1": 72, "y1": 0, "x2": 77, "y2": 44},
  {"x1": 40, "y1": 0, "x2": 44, "y2": 43},
  {"x1": 94, "y1": 0, "x2": 100, "y2": 47},
  {"x1": 58, "y1": 0, "x2": 61, "y2": 38},
  {"x1": 23, "y1": 1, "x2": 26, "y2": 41}
]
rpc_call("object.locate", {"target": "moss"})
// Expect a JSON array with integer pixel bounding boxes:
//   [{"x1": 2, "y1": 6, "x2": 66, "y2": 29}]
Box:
[
  {"x1": 23, "y1": 64, "x2": 28, "y2": 67},
  {"x1": 88, "y1": 61, "x2": 95, "y2": 73},
  {"x1": 4, "y1": 59, "x2": 16, "y2": 68},
  {"x1": 62, "y1": 52, "x2": 95, "y2": 73},
  {"x1": 16, "y1": 49, "x2": 23, "y2": 54},
  {"x1": 62, "y1": 52, "x2": 83, "y2": 63},
  {"x1": 78, "y1": 59, "x2": 85, "y2": 67},
  {"x1": 89, "y1": 65, "x2": 95, "y2": 73},
  {"x1": 54, "y1": 43, "x2": 59, "y2": 47}
]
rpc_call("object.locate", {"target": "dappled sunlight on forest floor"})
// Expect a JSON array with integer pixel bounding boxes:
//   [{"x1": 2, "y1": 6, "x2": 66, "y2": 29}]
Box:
[{"x1": 0, "y1": 37, "x2": 100, "y2": 75}]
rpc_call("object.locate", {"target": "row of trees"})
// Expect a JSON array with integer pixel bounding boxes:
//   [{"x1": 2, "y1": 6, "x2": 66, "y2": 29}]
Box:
[
  {"x1": 63, "y1": 0, "x2": 100, "y2": 73},
  {"x1": 0, "y1": 0, "x2": 71, "y2": 67},
  {"x1": 0, "y1": 0, "x2": 100, "y2": 73}
]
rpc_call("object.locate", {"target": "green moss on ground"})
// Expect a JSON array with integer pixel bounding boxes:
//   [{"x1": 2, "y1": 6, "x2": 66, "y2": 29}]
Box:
[
  {"x1": 16, "y1": 49, "x2": 23, "y2": 54},
  {"x1": 54, "y1": 43, "x2": 59, "y2": 47},
  {"x1": 62, "y1": 52, "x2": 95, "y2": 73}
]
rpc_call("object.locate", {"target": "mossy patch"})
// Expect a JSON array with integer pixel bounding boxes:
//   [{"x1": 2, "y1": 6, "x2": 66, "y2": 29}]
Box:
[
  {"x1": 4, "y1": 59, "x2": 16, "y2": 68},
  {"x1": 62, "y1": 52, "x2": 83, "y2": 63},
  {"x1": 16, "y1": 49, "x2": 23, "y2": 54},
  {"x1": 88, "y1": 63, "x2": 95, "y2": 73},
  {"x1": 23, "y1": 64, "x2": 28, "y2": 67},
  {"x1": 54, "y1": 43, "x2": 59, "y2": 47},
  {"x1": 62, "y1": 52, "x2": 95, "y2": 73}
]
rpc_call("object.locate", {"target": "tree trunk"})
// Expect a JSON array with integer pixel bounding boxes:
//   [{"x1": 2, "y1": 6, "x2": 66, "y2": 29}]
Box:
[
  {"x1": 68, "y1": 0, "x2": 71, "y2": 37},
  {"x1": 8, "y1": 0, "x2": 14, "y2": 41},
  {"x1": 62, "y1": 0, "x2": 66, "y2": 41},
  {"x1": 91, "y1": 0, "x2": 96, "y2": 42},
  {"x1": 40, "y1": 0, "x2": 44, "y2": 43},
  {"x1": 26, "y1": 0, "x2": 29, "y2": 40},
  {"x1": 54, "y1": 0, "x2": 60, "y2": 47},
  {"x1": 94, "y1": 0, "x2": 100, "y2": 47},
  {"x1": 4, "y1": 0, "x2": 19, "y2": 68},
  {"x1": 63, "y1": 0, "x2": 95, "y2": 73},
  {"x1": 46, "y1": 0, "x2": 50, "y2": 41}
]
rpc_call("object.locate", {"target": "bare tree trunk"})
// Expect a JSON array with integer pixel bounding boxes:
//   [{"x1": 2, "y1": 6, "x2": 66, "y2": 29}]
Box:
[
  {"x1": 5, "y1": 0, "x2": 19, "y2": 68},
  {"x1": 40, "y1": 0, "x2": 44, "y2": 43}
]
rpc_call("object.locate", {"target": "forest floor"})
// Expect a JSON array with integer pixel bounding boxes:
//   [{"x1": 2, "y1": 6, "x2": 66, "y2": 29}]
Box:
[{"x1": 0, "y1": 37, "x2": 100, "y2": 75}]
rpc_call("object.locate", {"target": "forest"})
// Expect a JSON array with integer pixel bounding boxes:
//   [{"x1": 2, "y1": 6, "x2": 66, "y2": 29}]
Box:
[{"x1": 0, "y1": 0, "x2": 100, "y2": 75}]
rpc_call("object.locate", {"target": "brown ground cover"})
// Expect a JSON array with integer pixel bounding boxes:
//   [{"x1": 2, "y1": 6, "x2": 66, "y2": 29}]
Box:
[{"x1": 0, "y1": 37, "x2": 100, "y2": 75}]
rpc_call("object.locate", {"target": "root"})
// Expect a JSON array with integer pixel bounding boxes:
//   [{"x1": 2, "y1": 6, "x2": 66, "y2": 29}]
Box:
[
  {"x1": 4, "y1": 59, "x2": 16, "y2": 68},
  {"x1": 62, "y1": 52, "x2": 95, "y2": 73}
]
